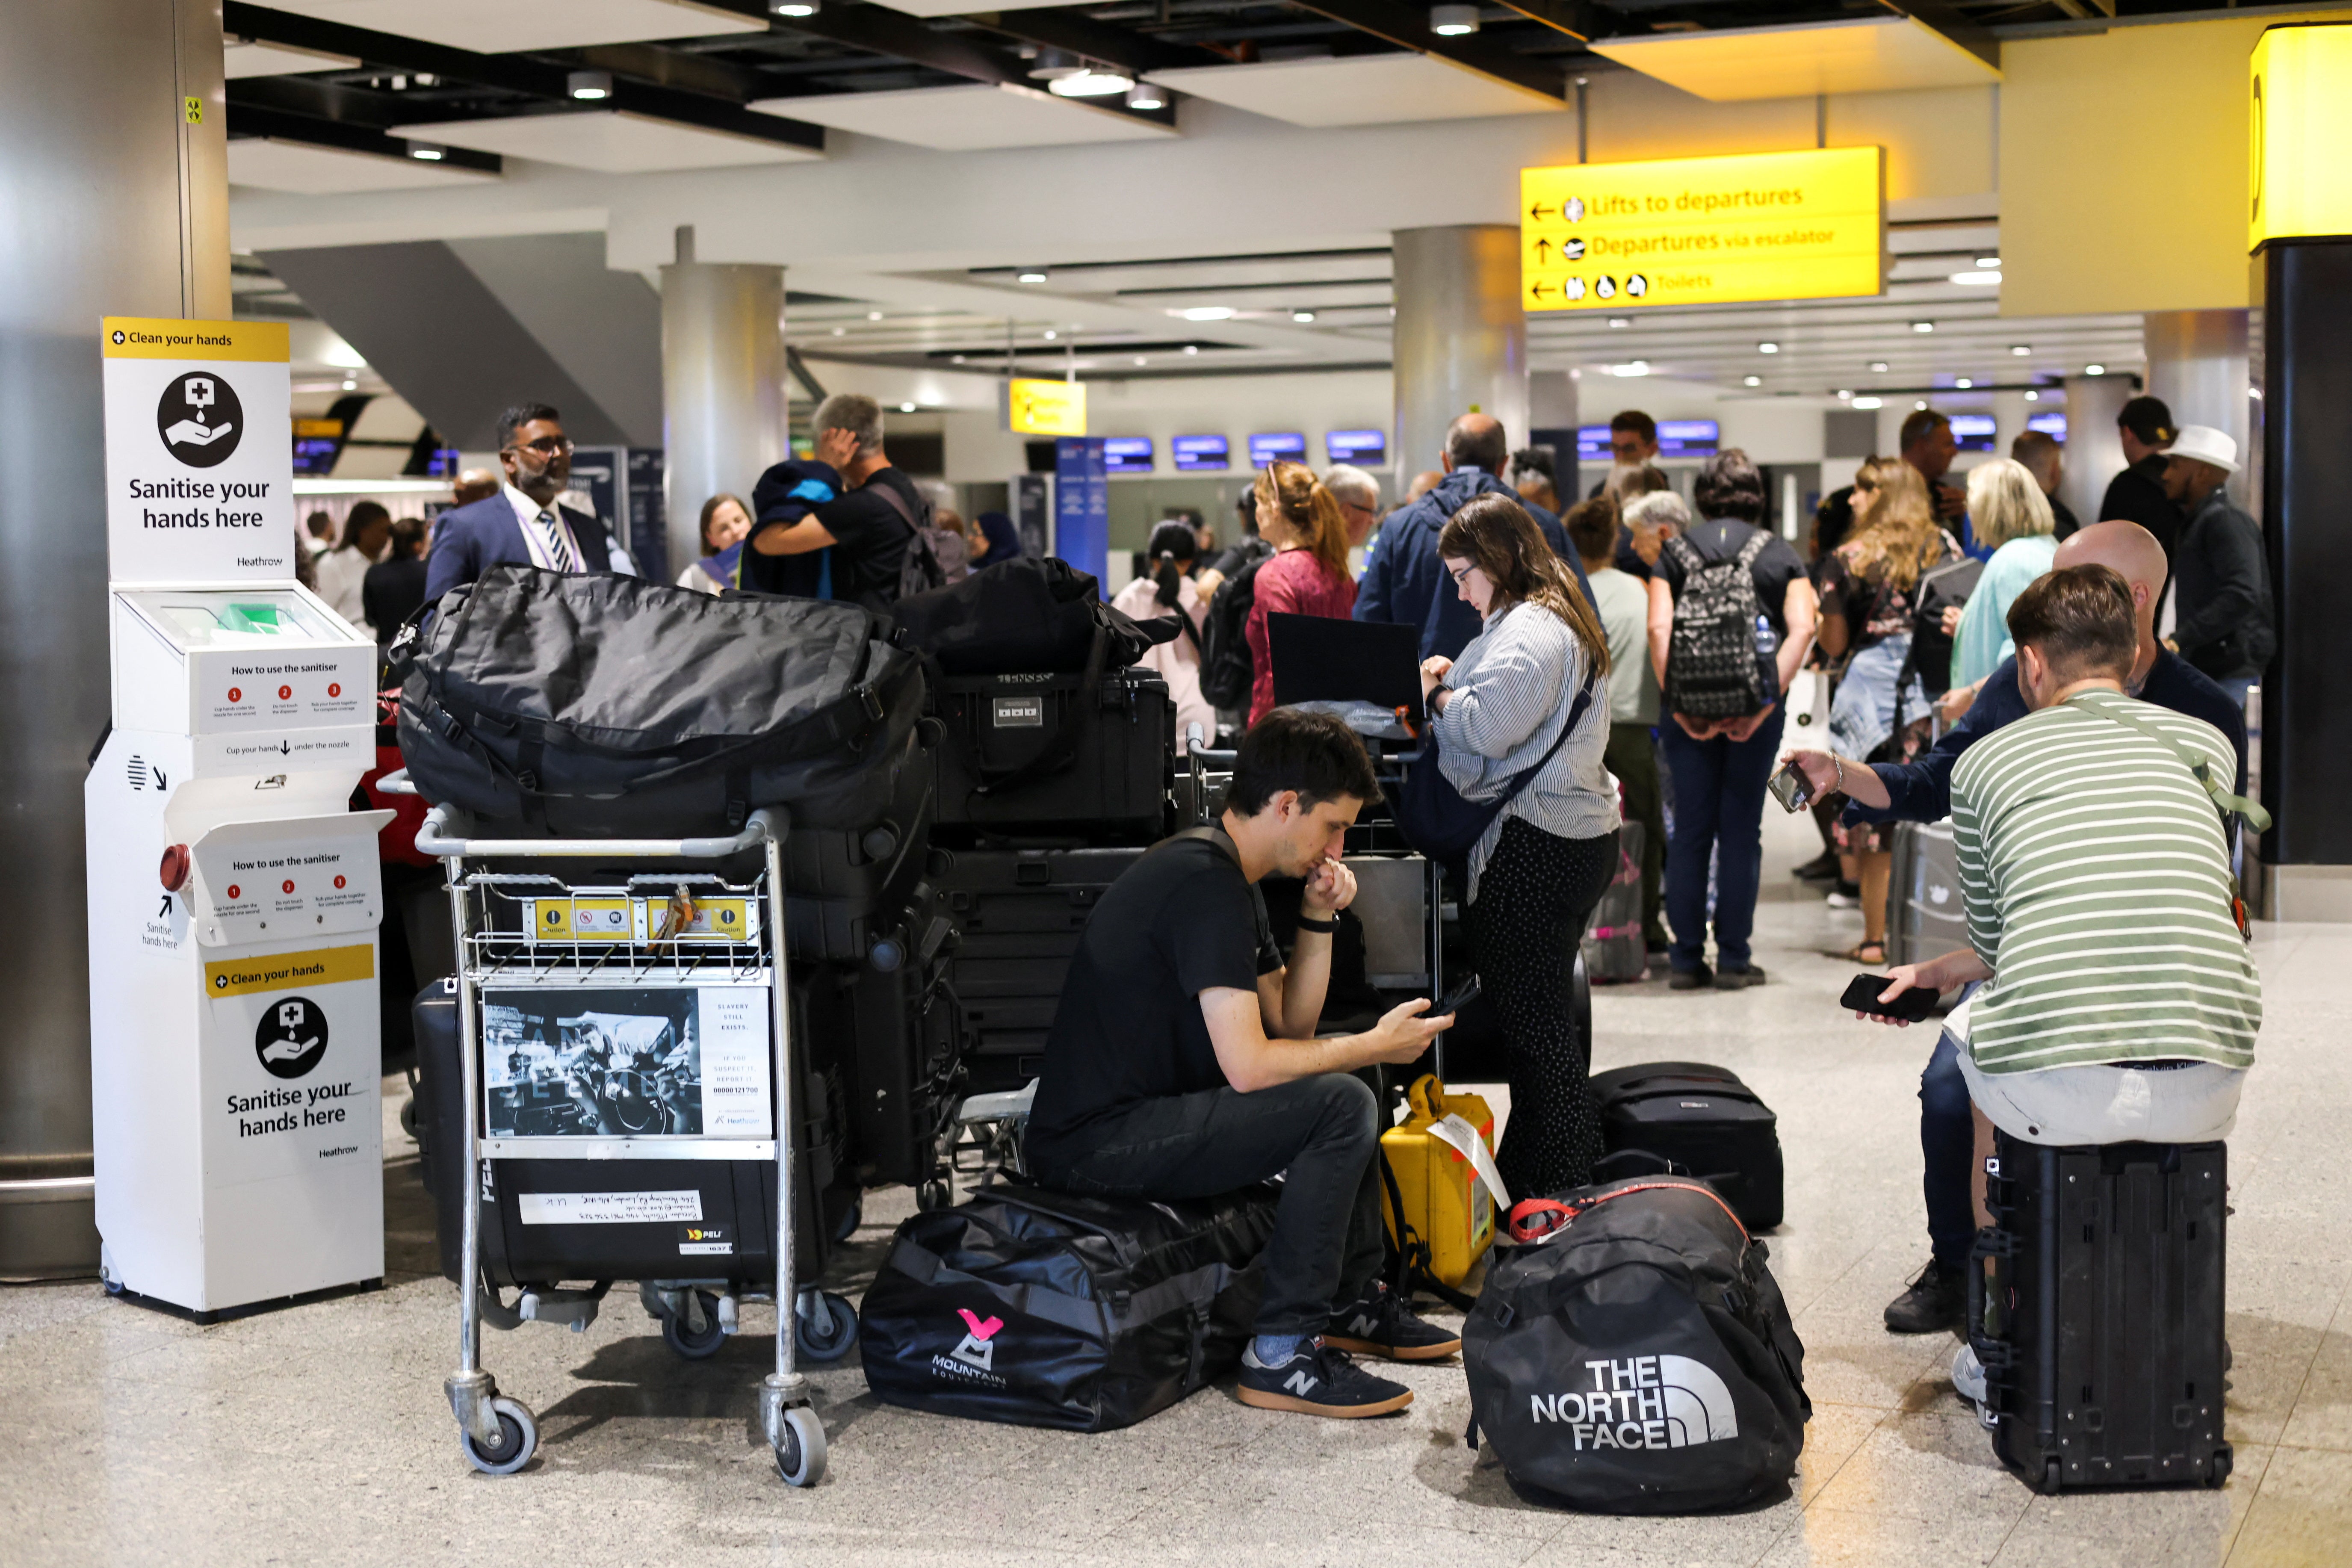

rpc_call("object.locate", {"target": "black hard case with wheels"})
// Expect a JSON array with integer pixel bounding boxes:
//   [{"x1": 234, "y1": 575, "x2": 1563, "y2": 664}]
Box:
[
  {"x1": 411, "y1": 981, "x2": 851, "y2": 1289},
  {"x1": 1971, "y1": 1133, "x2": 2231, "y2": 1493},
  {"x1": 1587, "y1": 1062, "x2": 1784, "y2": 1231},
  {"x1": 930, "y1": 667, "x2": 1171, "y2": 841},
  {"x1": 778, "y1": 726, "x2": 936, "y2": 961}
]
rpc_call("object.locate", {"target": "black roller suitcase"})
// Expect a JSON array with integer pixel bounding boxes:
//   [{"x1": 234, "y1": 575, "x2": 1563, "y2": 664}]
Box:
[
  {"x1": 778, "y1": 727, "x2": 937, "y2": 961},
  {"x1": 1588, "y1": 1062, "x2": 1784, "y2": 1231},
  {"x1": 931, "y1": 667, "x2": 1171, "y2": 841},
  {"x1": 1971, "y1": 1134, "x2": 2231, "y2": 1493}
]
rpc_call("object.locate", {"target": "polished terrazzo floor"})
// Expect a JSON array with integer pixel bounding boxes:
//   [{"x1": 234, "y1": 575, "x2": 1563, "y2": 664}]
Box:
[{"x1": 5, "y1": 804, "x2": 2347, "y2": 1566}]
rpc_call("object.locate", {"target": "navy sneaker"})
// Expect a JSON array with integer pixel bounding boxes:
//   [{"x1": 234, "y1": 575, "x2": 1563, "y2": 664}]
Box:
[
  {"x1": 1324, "y1": 1282, "x2": 1462, "y2": 1362},
  {"x1": 1236, "y1": 1340, "x2": 1414, "y2": 1418}
]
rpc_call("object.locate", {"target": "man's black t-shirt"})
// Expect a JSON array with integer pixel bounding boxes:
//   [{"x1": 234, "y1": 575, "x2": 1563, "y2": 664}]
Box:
[
  {"x1": 818, "y1": 467, "x2": 924, "y2": 609},
  {"x1": 1025, "y1": 833, "x2": 1283, "y2": 1157},
  {"x1": 2097, "y1": 455, "x2": 2184, "y2": 566}
]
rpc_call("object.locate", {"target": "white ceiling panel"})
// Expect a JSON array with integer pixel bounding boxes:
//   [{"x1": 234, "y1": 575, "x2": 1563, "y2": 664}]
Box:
[
  {"x1": 224, "y1": 41, "x2": 358, "y2": 78},
  {"x1": 263, "y1": 0, "x2": 767, "y2": 53},
  {"x1": 395, "y1": 111, "x2": 821, "y2": 172},
  {"x1": 867, "y1": 0, "x2": 1071, "y2": 17},
  {"x1": 1591, "y1": 18, "x2": 1999, "y2": 103},
  {"x1": 226, "y1": 138, "x2": 499, "y2": 194},
  {"x1": 753, "y1": 84, "x2": 1174, "y2": 151},
  {"x1": 1144, "y1": 54, "x2": 1563, "y2": 128}
]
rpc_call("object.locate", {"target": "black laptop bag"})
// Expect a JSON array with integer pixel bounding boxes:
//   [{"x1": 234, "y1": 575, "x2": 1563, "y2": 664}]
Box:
[{"x1": 1588, "y1": 1063, "x2": 1784, "y2": 1231}]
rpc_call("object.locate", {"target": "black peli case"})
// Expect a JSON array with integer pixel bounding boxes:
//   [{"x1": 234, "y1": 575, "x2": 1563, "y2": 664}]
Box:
[
  {"x1": 931, "y1": 667, "x2": 1171, "y2": 840},
  {"x1": 411, "y1": 980, "x2": 851, "y2": 1289},
  {"x1": 859, "y1": 1178, "x2": 1278, "y2": 1432},
  {"x1": 777, "y1": 727, "x2": 937, "y2": 961},
  {"x1": 1589, "y1": 1062, "x2": 1784, "y2": 1231},
  {"x1": 1971, "y1": 1134, "x2": 2231, "y2": 1493},
  {"x1": 932, "y1": 846, "x2": 1147, "y2": 1094}
]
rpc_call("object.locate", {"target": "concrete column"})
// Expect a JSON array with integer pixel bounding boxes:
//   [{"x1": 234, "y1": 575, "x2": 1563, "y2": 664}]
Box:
[
  {"x1": 0, "y1": 0, "x2": 222, "y2": 1276},
  {"x1": 661, "y1": 225, "x2": 786, "y2": 577},
  {"x1": 2059, "y1": 374, "x2": 2132, "y2": 529},
  {"x1": 1991, "y1": 388, "x2": 2032, "y2": 467},
  {"x1": 1392, "y1": 226, "x2": 1527, "y2": 481},
  {"x1": 2145, "y1": 310, "x2": 2252, "y2": 509}
]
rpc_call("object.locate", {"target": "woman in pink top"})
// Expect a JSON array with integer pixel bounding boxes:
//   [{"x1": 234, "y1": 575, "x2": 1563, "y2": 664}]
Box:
[{"x1": 1244, "y1": 460, "x2": 1358, "y2": 726}]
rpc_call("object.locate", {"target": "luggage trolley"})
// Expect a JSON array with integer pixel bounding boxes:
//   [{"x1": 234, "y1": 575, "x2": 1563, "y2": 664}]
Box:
[{"x1": 414, "y1": 801, "x2": 832, "y2": 1486}]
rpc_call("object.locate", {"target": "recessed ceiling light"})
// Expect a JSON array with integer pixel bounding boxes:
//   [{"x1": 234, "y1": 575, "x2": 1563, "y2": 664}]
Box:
[
  {"x1": 567, "y1": 70, "x2": 612, "y2": 101},
  {"x1": 1869, "y1": 360, "x2": 1889, "y2": 372},
  {"x1": 1758, "y1": 342, "x2": 1779, "y2": 354},
  {"x1": 1292, "y1": 310, "x2": 1316, "y2": 323},
  {"x1": 1179, "y1": 306, "x2": 1236, "y2": 322},
  {"x1": 1016, "y1": 268, "x2": 1048, "y2": 283},
  {"x1": 1430, "y1": 3, "x2": 1480, "y2": 36},
  {"x1": 1048, "y1": 67, "x2": 1134, "y2": 98},
  {"x1": 2024, "y1": 390, "x2": 2039, "y2": 402},
  {"x1": 1911, "y1": 322, "x2": 1935, "y2": 333},
  {"x1": 1043, "y1": 330, "x2": 1056, "y2": 340},
  {"x1": 340, "y1": 378, "x2": 357, "y2": 391},
  {"x1": 2010, "y1": 344, "x2": 2031, "y2": 357},
  {"x1": 1956, "y1": 377, "x2": 1974, "y2": 389},
  {"x1": 2085, "y1": 363, "x2": 2106, "y2": 375},
  {"x1": 1852, "y1": 396, "x2": 1884, "y2": 410},
  {"x1": 1915, "y1": 400, "x2": 1929, "y2": 410},
  {"x1": 951, "y1": 354, "x2": 965, "y2": 364},
  {"x1": 1134, "y1": 356, "x2": 1147, "y2": 366},
  {"x1": 1835, "y1": 389, "x2": 1853, "y2": 400},
  {"x1": 769, "y1": 0, "x2": 820, "y2": 15},
  {"x1": 1976, "y1": 257, "x2": 2000, "y2": 269},
  {"x1": 1743, "y1": 375, "x2": 1761, "y2": 387},
  {"x1": 830, "y1": 326, "x2": 845, "y2": 337},
  {"x1": 1126, "y1": 82, "x2": 1165, "y2": 110},
  {"x1": 406, "y1": 140, "x2": 446, "y2": 161},
  {"x1": 1183, "y1": 345, "x2": 1199, "y2": 355},
  {"x1": 1950, "y1": 270, "x2": 2001, "y2": 286},
  {"x1": 1611, "y1": 360, "x2": 1650, "y2": 378},
  {"x1": 900, "y1": 402, "x2": 916, "y2": 413},
  {"x1": 866, "y1": 310, "x2": 883, "y2": 321},
  {"x1": 1607, "y1": 317, "x2": 1631, "y2": 329}
]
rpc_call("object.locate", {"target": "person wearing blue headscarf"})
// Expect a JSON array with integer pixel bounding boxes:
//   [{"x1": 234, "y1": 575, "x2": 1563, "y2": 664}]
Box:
[{"x1": 970, "y1": 511, "x2": 1023, "y2": 569}]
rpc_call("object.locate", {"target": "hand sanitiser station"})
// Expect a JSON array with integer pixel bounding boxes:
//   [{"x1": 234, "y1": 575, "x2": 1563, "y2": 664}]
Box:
[{"x1": 87, "y1": 318, "x2": 390, "y2": 1317}]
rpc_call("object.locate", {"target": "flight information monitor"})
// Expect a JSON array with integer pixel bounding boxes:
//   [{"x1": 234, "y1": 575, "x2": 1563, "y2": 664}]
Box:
[
  {"x1": 1949, "y1": 414, "x2": 1996, "y2": 453},
  {"x1": 1102, "y1": 437, "x2": 1154, "y2": 474},
  {"x1": 1325, "y1": 428, "x2": 1386, "y2": 465},
  {"x1": 1248, "y1": 432, "x2": 1306, "y2": 467},
  {"x1": 2026, "y1": 411, "x2": 2068, "y2": 441},
  {"x1": 1172, "y1": 434, "x2": 1228, "y2": 472}
]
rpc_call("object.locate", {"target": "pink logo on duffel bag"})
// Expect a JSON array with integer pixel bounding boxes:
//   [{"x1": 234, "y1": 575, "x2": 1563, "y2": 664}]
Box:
[
  {"x1": 957, "y1": 1308, "x2": 1003, "y2": 1341},
  {"x1": 951, "y1": 1308, "x2": 1004, "y2": 1371}
]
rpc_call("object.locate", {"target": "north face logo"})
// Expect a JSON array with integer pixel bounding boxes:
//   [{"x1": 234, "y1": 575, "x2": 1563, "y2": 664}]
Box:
[
  {"x1": 950, "y1": 1307, "x2": 1003, "y2": 1372},
  {"x1": 1529, "y1": 1354, "x2": 1739, "y2": 1451}
]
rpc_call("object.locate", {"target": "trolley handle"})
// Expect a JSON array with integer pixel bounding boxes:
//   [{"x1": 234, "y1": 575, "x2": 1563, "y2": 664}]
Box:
[
  {"x1": 376, "y1": 767, "x2": 420, "y2": 796},
  {"x1": 414, "y1": 803, "x2": 785, "y2": 860}
]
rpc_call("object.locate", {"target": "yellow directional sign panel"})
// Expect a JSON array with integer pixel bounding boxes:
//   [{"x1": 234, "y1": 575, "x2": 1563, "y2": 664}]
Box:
[
  {"x1": 2250, "y1": 23, "x2": 2352, "y2": 251},
  {"x1": 1520, "y1": 147, "x2": 1884, "y2": 312},
  {"x1": 1009, "y1": 377, "x2": 1087, "y2": 437}
]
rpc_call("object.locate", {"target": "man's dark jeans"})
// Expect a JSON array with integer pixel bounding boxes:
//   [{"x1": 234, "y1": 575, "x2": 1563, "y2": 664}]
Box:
[
  {"x1": 1660, "y1": 706, "x2": 1786, "y2": 972},
  {"x1": 1921, "y1": 1015, "x2": 1978, "y2": 1274},
  {"x1": 1028, "y1": 1074, "x2": 1386, "y2": 1338}
]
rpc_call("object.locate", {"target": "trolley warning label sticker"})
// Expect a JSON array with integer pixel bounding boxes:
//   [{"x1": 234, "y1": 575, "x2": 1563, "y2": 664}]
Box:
[{"x1": 517, "y1": 1190, "x2": 704, "y2": 1225}]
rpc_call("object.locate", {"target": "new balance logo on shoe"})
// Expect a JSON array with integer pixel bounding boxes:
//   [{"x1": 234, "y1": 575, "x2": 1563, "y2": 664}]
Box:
[
  {"x1": 1528, "y1": 1353, "x2": 1739, "y2": 1451},
  {"x1": 1346, "y1": 1311, "x2": 1380, "y2": 1338},
  {"x1": 1282, "y1": 1370, "x2": 1319, "y2": 1397}
]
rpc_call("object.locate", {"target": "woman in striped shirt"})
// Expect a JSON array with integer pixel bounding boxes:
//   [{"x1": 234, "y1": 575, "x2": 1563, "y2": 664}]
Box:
[{"x1": 1867, "y1": 565, "x2": 2258, "y2": 1184}]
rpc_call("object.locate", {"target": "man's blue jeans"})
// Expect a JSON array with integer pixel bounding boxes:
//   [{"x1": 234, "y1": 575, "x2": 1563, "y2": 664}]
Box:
[
  {"x1": 1661, "y1": 707, "x2": 1785, "y2": 972},
  {"x1": 1920, "y1": 1018, "x2": 1978, "y2": 1273}
]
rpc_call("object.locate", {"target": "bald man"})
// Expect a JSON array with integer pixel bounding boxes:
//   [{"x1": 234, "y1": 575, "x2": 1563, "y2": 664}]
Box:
[
  {"x1": 1779, "y1": 517, "x2": 2246, "y2": 1337},
  {"x1": 1356, "y1": 413, "x2": 1587, "y2": 661}
]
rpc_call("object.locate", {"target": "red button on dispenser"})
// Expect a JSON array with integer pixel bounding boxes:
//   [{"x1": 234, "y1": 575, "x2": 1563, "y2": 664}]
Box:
[{"x1": 159, "y1": 844, "x2": 190, "y2": 892}]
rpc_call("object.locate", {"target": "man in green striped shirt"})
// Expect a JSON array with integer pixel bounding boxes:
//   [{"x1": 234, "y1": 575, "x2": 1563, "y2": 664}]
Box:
[{"x1": 1871, "y1": 564, "x2": 2258, "y2": 1169}]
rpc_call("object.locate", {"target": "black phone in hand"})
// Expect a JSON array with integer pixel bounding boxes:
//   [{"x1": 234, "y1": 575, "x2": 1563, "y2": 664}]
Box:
[
  {"x1": 1841, "y1": 972, "x2": 1940, "y2": 1022},
  {"x1": 1432, "y1": 974, "x2": 1481, "y2": 1020}
]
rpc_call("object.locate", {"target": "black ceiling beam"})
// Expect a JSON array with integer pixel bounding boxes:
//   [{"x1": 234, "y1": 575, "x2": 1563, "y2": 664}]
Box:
[
  {"x1": 222, "y1": 3, "x2": 824, "y2": 150},
  {"x1": 225, "y1": 101, "x2": 504, "y2": 173},
  {"x1": 1489, "y1": 0, "x2": 1594, "y2": 41},
  {"x1": 227, "y1": 73, "x2": 411, "y2": 130},
  {"x1": 565, "y1": 41, "x2": 770, "y2": 101},
  {"x1": 1875, "y1": 0, "x2": 2000, "y2": 69},
  {"x1": 1283, "y1": 0, "x2": 1569, "y2": 100},
  {"x1": 744, "y1": 7, "x2": 1027, "y2": 86},
  {"x1": 960, "y1": 9, "x2": 1215, "y2": 76}
]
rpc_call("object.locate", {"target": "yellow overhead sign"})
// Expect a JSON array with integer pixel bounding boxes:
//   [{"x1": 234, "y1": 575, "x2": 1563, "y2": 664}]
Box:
[
  {"x1": 2250, "y1": 23, "x2": 2352, "y2": 251},
  {"x1": 1519, "y1": 147, "x2": 1884, "y2": 312},
  {"x1": 1009, "y1": 377, "x2": 1087, "y2": 437}
]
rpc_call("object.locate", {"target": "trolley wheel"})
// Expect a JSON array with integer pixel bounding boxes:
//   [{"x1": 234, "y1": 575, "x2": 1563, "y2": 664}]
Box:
[
  {"x1": 773, "y1": 1404, "x2": 827, "y2": 1487},
  {"x1": 831, "y1": 1193, "x2": 863, "y2": 1244},
  {"x1": 917, "y1": 1179, "x2": 951, "y2": 1211},
  {"x1": 661, "y1": 1290, "x2": 727, "y2": 1359},
  {"x1": 397, "y1": 1094, "x2": 421, "y2": 1146},
  {"x1": 796, "y1": 1290, "x2": 859, "y2": 1362},
  {"x1": 458, "y1": 1397, "x2": 538, "y2": 1476}
]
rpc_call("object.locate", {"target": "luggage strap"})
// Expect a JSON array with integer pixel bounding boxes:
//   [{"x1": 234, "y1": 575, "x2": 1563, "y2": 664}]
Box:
[
  {"x1": 1507, "y1": 1180, "x2": 1750, "y2": 1248},
  {"x1": 886, "y1": 1237, "x2": 1233, "y2": 1339}
]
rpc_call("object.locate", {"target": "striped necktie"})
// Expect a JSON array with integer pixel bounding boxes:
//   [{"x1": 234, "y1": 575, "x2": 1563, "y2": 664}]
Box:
[{"x1": 534, "y1": 509, "x2": 583, "y2": 573}]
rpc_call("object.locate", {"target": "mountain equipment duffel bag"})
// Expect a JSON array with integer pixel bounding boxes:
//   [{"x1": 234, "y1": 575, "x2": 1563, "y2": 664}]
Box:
[
  {"x1": 1465, "y1": 1177, "x2": 1809, "y2": 1514},
  {"x1": 859, "y1": 1178, "x2": 1278, "y2": 1431},
  {"x1": 393, "y1": 565, "x2": 920, "y2": 837}
]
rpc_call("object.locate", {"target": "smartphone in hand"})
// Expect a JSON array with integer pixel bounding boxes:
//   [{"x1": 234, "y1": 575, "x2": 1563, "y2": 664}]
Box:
[
  {"x1": 1768, "y1": 762, "x2": 1813, "y2": 814},
  {"x1": 1431, "y1": 974, "x2": 1481, "y2": 1020},
  {"x1": 1841, "y1": 973, "x2": 1940, "y2": 1022}
]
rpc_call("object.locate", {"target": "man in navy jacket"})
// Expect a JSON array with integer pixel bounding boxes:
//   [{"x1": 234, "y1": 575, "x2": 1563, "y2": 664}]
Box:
[
  {"x1": 1779, "y1": 521, "x2": 2245, "y2": 1336},
  {"x1": 423, "y1": 403, "x2": 634, "y2": 604},
  {"x1": 1355, "y1": 413, "x2": 1589, "y2": 662}
]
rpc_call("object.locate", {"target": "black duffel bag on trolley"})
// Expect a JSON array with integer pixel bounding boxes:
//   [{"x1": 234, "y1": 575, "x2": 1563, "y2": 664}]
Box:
[
  {"x1": 391, "y1": 564, "x2": 922, "y2": 837},
  {"x1": 859, "y1": 1178, "x2": 1278, "y2": 1432}
]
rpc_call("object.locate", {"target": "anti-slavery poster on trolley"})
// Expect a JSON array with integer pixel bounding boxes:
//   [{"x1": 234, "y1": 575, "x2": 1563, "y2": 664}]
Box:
[{"x1": 480, "y1": 981, "x2": 771, "y2": 1138}]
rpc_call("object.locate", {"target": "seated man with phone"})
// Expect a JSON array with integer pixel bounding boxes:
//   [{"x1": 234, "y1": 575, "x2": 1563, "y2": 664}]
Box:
[
  {"x1": 1850, "y1": 567, "x2": 2260, "y2": 1394},
  {"x1": 1025, "y1": 710, "x2": 1462, "y2": 1420}
]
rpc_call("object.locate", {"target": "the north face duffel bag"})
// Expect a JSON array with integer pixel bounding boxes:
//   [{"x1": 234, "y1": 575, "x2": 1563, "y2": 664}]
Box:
[
  {"x1": 1465, "y1": 1177, "x2": 1810, "y2": 1514},
  {"x1": 859, "y1": 1178, "x2": 1277, "y2": 1432},
  {"x1": 393, "y1": 564, "x2": 921, "y2": 837}
]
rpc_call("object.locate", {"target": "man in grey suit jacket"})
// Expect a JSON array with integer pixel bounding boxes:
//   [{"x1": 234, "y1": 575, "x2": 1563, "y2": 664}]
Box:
[{"x1": 422, "y1": 403, "x2": 634, "y2": 604}]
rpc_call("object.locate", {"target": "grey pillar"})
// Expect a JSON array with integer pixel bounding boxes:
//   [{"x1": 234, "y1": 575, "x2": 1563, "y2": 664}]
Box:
[
  {"x1": 1392, "y1": 226, "x2": 1527, "y2": 482},
  {"x1": 2059, "y1": 374, "x2": 2133, "y2": 529},
  {"x1": 0, "y1": 0, "x2": 225, "y2": 1277},
  {"x1": 661, "y1": 226, "x2": 786, "y2": 576},
  {"x1": 1990, "y1": 388, "x2": 2031, "y2": 468},
  {"x1": 2145, "y1": 310, "x2": 2252, "y2": 509}
]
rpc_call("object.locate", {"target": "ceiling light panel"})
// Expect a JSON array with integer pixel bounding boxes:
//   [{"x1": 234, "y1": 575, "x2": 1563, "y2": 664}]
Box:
[
  {"x1": 393, "y1": 110, "x2": 820, "y2": 171},
  {"x1": 753, "y1": 84, "x2": 1171, "y2": 150},
  {"x1": 1591, "y1": 16, "x2": 1999, "y2": 103},
  {"x1": 226, "y1": 137, "x2": 498, "y2": 194},
  {"x1": 1145, "y1": 54, "x2": 1563, "y2": 127},
  {"x1": 260, "y1": 0, "x2": 768, "y2": 53},
  {"x1": 224, "y1": 41, "x2": 358, "y2": 78}
]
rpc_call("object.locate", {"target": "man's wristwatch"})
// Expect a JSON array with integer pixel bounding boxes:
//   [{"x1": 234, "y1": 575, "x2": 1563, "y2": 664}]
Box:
[{"x1": 1295, "y1": 913, "x2": 1338, "y2": 934}]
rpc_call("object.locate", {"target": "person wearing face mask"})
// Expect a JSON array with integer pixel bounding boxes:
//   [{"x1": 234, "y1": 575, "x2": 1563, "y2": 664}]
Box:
[
  {"x1": 1110, "y1": 520, "x2": 1215, "y2": 744},
  {"x1": 423, "y1": 403, "x2": 635, "y2": 602},
  {"x1": 1420, "y1": 495, "x2": 1622, "y2": 1198}
]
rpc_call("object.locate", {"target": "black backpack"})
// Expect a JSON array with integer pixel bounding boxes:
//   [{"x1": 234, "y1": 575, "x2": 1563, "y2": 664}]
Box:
[
  {"x1": 1197, "y1": 550, "x2": 1272, "y2": 712},
  {"x1": 868, "y1": 481, "x2": 947, "y2": 602},
  {"x1": 1663, "y1": 529, "x2": 1775, "y2": 719},
  {"x1": 1465, "y1": 1176, "x2": 1809, "y2": 1514}
]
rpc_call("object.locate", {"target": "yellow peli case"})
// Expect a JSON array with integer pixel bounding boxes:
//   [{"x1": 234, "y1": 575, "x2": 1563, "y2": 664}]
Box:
[{"x1": 1377, "y1": 1074, "x2": 1501, "y2": 1287}]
